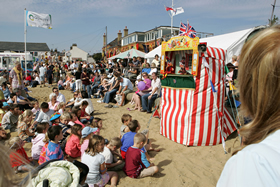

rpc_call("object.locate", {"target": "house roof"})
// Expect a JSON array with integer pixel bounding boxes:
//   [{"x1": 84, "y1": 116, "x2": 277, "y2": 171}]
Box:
[
  {"x1": 0, "y1": 41, "x2": 50, "y2": 52},
  {"x1": 106, "y1": 37, "x2": 121, "y2": 49}
]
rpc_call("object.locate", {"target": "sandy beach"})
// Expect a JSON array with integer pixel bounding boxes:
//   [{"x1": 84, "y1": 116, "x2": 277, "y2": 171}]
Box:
[{"x1": 8, "y1": 85, "x2": 239, "y2": 187}]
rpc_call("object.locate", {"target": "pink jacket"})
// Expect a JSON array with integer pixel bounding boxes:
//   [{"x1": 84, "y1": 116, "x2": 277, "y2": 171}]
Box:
[
  {"x1": 31, "y1": 133, "x2": 46, "y2": 160},
  {"x1": 65, "y1": 134, "x2": 81, "y2": 158}
]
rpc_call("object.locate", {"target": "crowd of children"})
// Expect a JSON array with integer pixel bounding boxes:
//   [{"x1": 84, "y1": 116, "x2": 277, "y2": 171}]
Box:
[{"x1": 0, "y1": 90, "x2": 160, "y2": 186}]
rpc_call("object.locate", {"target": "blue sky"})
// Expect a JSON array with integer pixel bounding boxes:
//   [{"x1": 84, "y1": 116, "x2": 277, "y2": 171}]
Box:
[{"x1": 0, "y1": 0, "x2": 278, "y2": 54}]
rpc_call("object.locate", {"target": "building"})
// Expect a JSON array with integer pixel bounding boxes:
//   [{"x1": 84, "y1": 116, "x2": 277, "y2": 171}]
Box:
[
  {"x1": 0, "y1": 41, "x2": 50, "y2": 58},
  {"x1": 62, "y1": 44, "x2": 89, "y2": 62}
]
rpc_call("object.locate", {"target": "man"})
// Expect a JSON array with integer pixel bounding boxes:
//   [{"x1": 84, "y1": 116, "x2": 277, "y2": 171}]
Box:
[
  {"x1": 53, "y1": 87, "x2": 66, "y2": 103},
  {"x1": 141, "y1": 72, "x2": 161, "y2": 113},
  {"x1": 132, "y1": 56, "x2": 140, "y2": 67},
  {"x1": 116, "y1": 77, "x2": 133, "y2": 106},
  {"x1": 91, "y1": 72, "x2": 101, "y2": 97},
  {"x1": 152, "y1": 54, "x2": 160, "y2": 67},
  {"x1": 127, "y1": 62, "x2": 138, "y2": 80},
  {"x1": 39, "y1": 64, "x2": 47, "y2": 86},
  {"x1": 9, "y1": 61, "x2": 27, "y2": 97},
  {"x1": 32, "y1": 102, "x2": 54, "y2": 126}
]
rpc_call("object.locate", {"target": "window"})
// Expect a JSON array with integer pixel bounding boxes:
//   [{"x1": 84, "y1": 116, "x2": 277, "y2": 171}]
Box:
[
  {"x1": 138, "y1": 35, "x2": 145, "y2": 42},
  {"x1": 151, "y1": 33, "x2": 154, "y2": 40},
  {"x1": 147, "y1": 34, "x2": 150, "y2": 41}
]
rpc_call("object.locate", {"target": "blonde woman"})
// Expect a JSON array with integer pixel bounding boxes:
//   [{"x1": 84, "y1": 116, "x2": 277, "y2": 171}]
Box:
[
  {"x1": 218, "y1": 25, "x2": 280, "y2": 186},
  {"x1": 17, "y1": 109, "x2": 34, "y2": 142}
]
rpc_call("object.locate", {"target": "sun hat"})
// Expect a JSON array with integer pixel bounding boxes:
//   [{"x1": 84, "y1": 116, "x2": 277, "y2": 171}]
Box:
[
  {"x1": 3, "y1": 102, "x2": 9, "y2": 107},
  {"x1": 82, "y1": 126, "x2": 98, "y2": 138},
  {"x1": 50, "y1": 112, "x2": 61, "y2": 121}
]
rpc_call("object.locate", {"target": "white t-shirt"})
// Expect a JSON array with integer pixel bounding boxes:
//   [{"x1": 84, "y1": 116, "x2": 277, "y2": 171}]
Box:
[
  {"x1": 217, "y1": 130, "x2": 280, "y2": 187},
  {"x1": 82, "y1": 153, "x2": 105, "y2": 185},
  {"x1": 100, "y1": 146, "x2": 113, "y2": 164},
  {"x1": 152, "y1": 59, "x2": 160, "y2": 67},
  {"x1": 120, "y1": 77, "x2": 133, "y2": 91},
  {"x1": 35, "y1": 76, "x2": 41, "y2": 84},
  {"x1": 74, "y1": 98, "x2": 94, "y2": 114},
  {"x1": 56, "y1": 93, "x2": 66, "y2": 103},
  {"x1": 150, "y1": 78, "x2": 161, "y2": 96},
  {"x1": 39, "y1": 66, "x2": 46, "y2": 76},
  {"x1": 149, "y1": 68, "x2": 158, "y2": 76},
  {"x1": 36, "y1": 109, "x2": 54, "y2": 125}
]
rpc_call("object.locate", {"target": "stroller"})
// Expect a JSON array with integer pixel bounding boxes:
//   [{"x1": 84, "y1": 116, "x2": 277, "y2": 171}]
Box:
[{"x1": 20, "y1": 160, "x2": 89, "y2": 187}]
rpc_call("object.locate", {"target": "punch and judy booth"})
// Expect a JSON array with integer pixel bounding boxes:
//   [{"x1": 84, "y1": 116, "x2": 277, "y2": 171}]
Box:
[{"x1": 160, "y1": 36, "x2": 236, "y2": 146}]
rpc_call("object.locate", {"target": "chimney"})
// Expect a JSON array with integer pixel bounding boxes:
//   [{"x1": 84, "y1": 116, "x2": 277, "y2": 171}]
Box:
[
  {"x1": 118, "y1": 30, "x2": 122, "y2": 41},
  {"x1": 124, "y1": 26, "x2": 128, "y2": 37},
  {"x1": 103, "y1": 33, "x2": 106, "y2": 47}
]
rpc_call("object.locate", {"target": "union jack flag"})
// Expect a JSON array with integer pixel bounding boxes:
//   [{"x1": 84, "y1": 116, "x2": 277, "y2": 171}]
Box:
[{"x1": 179, "y1": 21, "x2": 197, "y2": 38}]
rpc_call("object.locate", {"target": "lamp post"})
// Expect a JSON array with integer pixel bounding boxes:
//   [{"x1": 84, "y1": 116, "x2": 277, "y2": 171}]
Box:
[
  {"x1": 154, "y1": 27, "x2": 158, "y2": 49},
  {"x1": 127, "y1": 51, "x2": 130, "y2": 64}
]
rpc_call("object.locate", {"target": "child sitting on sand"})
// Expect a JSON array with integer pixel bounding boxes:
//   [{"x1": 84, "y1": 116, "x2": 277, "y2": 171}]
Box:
[
  {"x1": 59, "y1": 112, "x2": 71, "y2": 142},
  {"x1": 65, "y1": 124, "x2": 83, "y2": 158},
  {"x1": 0, "y1": 101, "x2": 5, "y2": 123},
  {"x1": 38, "y1": 132, "x2": 50, "y2": 165},
  {"x1": 123, "y1": 133, "x2": 158, "y2": 178},
  {"x1": 7, "y1": 137, "x2": 31, "y2": 173},
  {"x1": 17, "y1": 109, "x2": 34, "y2": 142},
  {"x1": 57, "y1": 102, "x2": 66, "y2": 114},
  {"x1": 70, "y1": 108, "x2": 85, "y2": 128},
  {"x1": 100, "y1": 137, "x2": 124, "y2": 171},
  {"x1": 120, "y1": 114, "x2": 132, "y2": 138},
  {"x1": 45, "y1": 125, "x2": 64, "y2": 162},
  {"x1": 82, "y1": 135, "x2": 118, "y2": 187},
  {"x1": 80, "y1": 101, "x2": 94, "y2": 124},
  {"x1": 2, "y1": 104, "x2": 20, "y2": 131},
  {"x1": 0, "y1": 126, "x2": 7, "y2": 141},
  {"x1": 31, "y1": 123, "x2": 49, "y2": 161},
  {"x1": 50, "y1": 112, "x2": 61, "y2": 126},
  {"x1": 31, "y1": 100, "x2": 40, "y2": 116},
  {"x1": 80, "y1": 126, "x2": 98, "y2": 156},
  {"x1": 90, "y1": 117, "x2": 102, "y2": 135}
]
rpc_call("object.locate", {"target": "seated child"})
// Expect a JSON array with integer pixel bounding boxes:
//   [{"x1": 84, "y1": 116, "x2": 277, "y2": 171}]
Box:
[
  {"x1": 31, "y1": 123, "x2": 49, "y2": 161},
  {"x1": 80, "y1": 126, "x2": 98, "y2": 156},
  {"x1": 17, "y1": 109, "x2": 34, "y2": 142},
  {"x1": 38, "y1": 132, "x2": 50, "y2": 165},
  {"x1": 2, "y1": 104, "x2": 20, "y2": 131},
  {"x1": 123, "y1": 133, "x2": 158, "y2": 178},
  {"x1": 0, "y1": 101, "x2": 5, "y2": 124},
  {"x1": 81, "y1": 135, "x2": 118, "y2": 187},
  {"x1": 100, "y1": 137, "x2": 124, "y2": 171},
  {"x1": 0, "y1": 126, "x2": 7, "y2": 141},
  {"x1": 90, "y1": 117, "x2": 102, "y2": 135},
  {"x1": 59, "y1": 112, "x2": 72, "y2": 142},
  {"x1": 50, "y1": 112, "x2": 61, "y2": 126},
  {"x1": 7, "y1": 137, "x2": 31, "y2": 173},
  {"x1": 80, "y1": 101, "x2": 94, "y2": 124},
  {"x1": 120, "y1": 114, "x2": 131, "y2": 138},
  {"x1": 31, "y1": 101, "x2": 40, "y2": 116},
  {"x1": 45, "y1": 125, "x2": 64, "y2": 162},
  {"x1": 57, "y1": 102, "x2": 66, "y2": 114},
  {"x1": 69, "y1": 109, "x2": 85, "y2": 128},
  {"x1": 65, "y1": 124, "x2": 83, "y2": 158}
]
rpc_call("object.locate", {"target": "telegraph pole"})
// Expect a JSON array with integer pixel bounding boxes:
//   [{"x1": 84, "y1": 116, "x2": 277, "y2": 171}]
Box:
[{"x1": 270, "y1": 0, "x2": 277, "y2": 26}]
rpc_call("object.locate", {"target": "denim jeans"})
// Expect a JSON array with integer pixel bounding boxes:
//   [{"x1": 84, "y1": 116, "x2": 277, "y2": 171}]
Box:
[
  {"x1": 141, "y1": 93, "x2": 158, "y2": 112},
  {"x1": 103, "y1": 88, "x2": 118, "y2": 104},
  {"x1": 82, "y1": 84, "x2": 91, "y2": 98},
  {"x1": 90, "y1": 84, "x2": 100, "y2": 96},
  {"x1": 80, "y1": 116, "x2": 94, "y2": 124},
  {"x1": 71, "y1": 82, "x2": 76, "y2": 92}
]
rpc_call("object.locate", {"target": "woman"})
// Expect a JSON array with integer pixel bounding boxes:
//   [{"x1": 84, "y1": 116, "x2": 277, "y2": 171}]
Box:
[
  {"x1": 81, "y1": 69, "x2": 90, "y2": 98},
  {"x1": 75, "y1": 67, "x2": 82, "y2": 91},
  {"x1": 149, "y1": 63, "x2": 157, "y2": 76},
  {"x1": 48, "y1": 93, "x2": 59, "y2": 111},
  {"x1": 74, "y1": 91, "x2": 94, "y2": 115},
  {"x1": 141, "y1": 58, "x2": 149, "y2": 68},
  {"x1": 217, "y1": 25, "x2": 280, "y2": 186},
  {"x1": 66, "y1": 91, "x2": 80, "y2": 109},
  {"x1": 131, "y1": 72, "x2": 151, "y2": 111}
]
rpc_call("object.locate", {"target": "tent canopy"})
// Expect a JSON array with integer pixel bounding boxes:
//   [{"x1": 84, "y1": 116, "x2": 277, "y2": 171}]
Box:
[{"x1": 108, "y1": 48, "x2": 146, "y2": 60}]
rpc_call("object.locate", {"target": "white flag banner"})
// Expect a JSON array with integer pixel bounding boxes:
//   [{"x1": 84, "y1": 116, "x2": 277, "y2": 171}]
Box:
[
  {"x1": 171, "y1": 7, "x2": 184, "y2": 16},
  {"x1": 26, "y1": 11, "x2": 52, "y2": 29}
]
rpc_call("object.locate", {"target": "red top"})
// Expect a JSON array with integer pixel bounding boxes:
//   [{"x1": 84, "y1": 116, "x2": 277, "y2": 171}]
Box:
[
  {"x1": 81, "y1": 73, "x2": 90, "y2": 85},
  {"x1": 65, "y1": 134, "x2": 81, "y2": 158},
  {"x1": 64, "y1": 64, "x2": 68, "y2": 69},
  {"x1": 91, "y1": 77, "x2": 95, "y2": 82},
  {"x1": 123, "y1": 147, "x2": 146, "y2": 178},
  {"x1": 10, "y1": 147, "x2": 30, "y2": 167},
  {"x1": 81, "y1": 108, "x2": 85, "y2": 117},
  {"x1": 26, "y1": 75, "x2": 32, "y2": 81}
]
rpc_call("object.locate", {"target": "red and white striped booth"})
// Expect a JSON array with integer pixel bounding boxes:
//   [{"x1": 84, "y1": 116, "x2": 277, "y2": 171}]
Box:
[{"x1": 160, "y1": 46, "x2": 236, "y2": 146}]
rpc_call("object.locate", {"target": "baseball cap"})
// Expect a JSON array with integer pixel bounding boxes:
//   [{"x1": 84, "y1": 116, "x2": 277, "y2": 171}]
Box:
[{"x1": 82, "y1": 126, "x2": 98, "y2": 138}]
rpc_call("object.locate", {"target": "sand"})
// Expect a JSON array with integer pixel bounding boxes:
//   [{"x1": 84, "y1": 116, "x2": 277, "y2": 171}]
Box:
[{"x1": 8, "y1": 85, "x2": 239, "y2": 187}]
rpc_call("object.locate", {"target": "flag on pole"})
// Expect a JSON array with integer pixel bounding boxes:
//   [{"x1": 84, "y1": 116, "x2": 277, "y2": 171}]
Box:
[
  {"x1": 165, "y1": 6, "x2": 184, "y2": 16},
  {"x1": 26, "y1": 11, "x2": 52, "y2": 29},
  {"x1": 179, "y1": 21, "x2": 197, "y2": 38}
]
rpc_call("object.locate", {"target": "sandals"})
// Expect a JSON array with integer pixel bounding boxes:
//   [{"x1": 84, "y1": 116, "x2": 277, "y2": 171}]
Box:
[{"x1": 104, "y1": 104, "x2": 113, "y2": 108}]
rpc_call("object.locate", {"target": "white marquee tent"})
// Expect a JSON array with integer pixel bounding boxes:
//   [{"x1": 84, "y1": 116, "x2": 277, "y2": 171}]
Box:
[{"x1": 145, "y1": 45, "x2": 162, "y2": 64}]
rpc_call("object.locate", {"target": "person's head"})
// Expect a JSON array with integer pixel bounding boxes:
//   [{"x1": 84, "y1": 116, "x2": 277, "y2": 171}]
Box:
[
  {"x1": 52, "y1": 87, "x2": 59, "y2": 96},
  {"x1": 142, "y1": 72, "x2": 149, "y2": 79},
  {"x1": 81, "y1": 100, "x2": 88, "y2": 109},
  {"x1": 70, "y1": 124, "x2": 83, "y2": 138},
  {"x1": 95, "y1": 71, "x2": 99, "y2": 76},
  {"x1": 236, "y1": 25, "x2": 280, "y2": 151},
  {"x1": 14, "y1": 88, "x2": 21, "y2": 96},
  {"x1": 36, "y1": 122, "x2": 49, "y2": 134},
  {"x1": 18, "y1": 109, "x2": 33, "y2": 123},
  {"x1": 6, "y1": 137, "x2": 24, "y2": 150},
  {"x1": 15, "y1": 61, "x2": 21, "y2": 70},
  {"x1": 73, "y1": 91, "x2": 79, "y2": 98},
  {"x1": 49, "y1": 93, "x2": 57, "y2": 102},
  {"x1": 151, "y1": 63, "x2": 156, "y2": 68},
  {"x1": 50, "y1": 112, "x2": 61, "y2": 124},
  {"x1": 72, "y1": 107, "x2": 81, "y2": 118},
  {"x1": 81, "y1": 126, "x2": 97, "y2": 142},
  {"x1": 70, "y1": 112, "x2": 78, "y2": 121},
  {"x1": 60, "y1": 112, "x2": 71, "y2": 124},
  {"x1": 232, "y1": 55, "x2": 237, "y2": 62},
  {"x1": 133, "y1": 56, "x2": 136, "y2": 61},
  {"x1": 47, "y1": 125, "x2": 63, "y2": 142},
  {"x1": 151, "y1": 72, "x2": 158, "y2": 80},
  {"x1": 41, "y1": 102, "x2": 49, "y2": 113},
  {"x1": 121, "y1": 114, "x2": 132, "y2": 125},
  {"x1": 90, "y1": 117, "x2": 102, "y2": 129},
  {"x1": 85, "y1": 135, "x2": 105, "y2": 155},
  {"x1": 117, "y1": 76, "x2": 123, "y2": 82},
  {"x1": 128, "y1": 119, "x2": 140, "y2": 132},
  {"x1": 144, "y1": 58, "x2": 148, "y2": 63},
  {"x1": 107, "y1": 137, "x2": 122, "y2": 151},
  {"x1": 80, "y1": 91, "x2": 88, "y2": 99},
  {"x1": 9, "y1": 104, "x2": 20, "y2": 115},
  {"x1": 83, "y1": 69, "x2": 87, "y2": 74},
  {"x1": 1, "y1": 82, "x2": 7, "y2": 89},
  {"x1": 32, "y1": 100, "x2": 39, "y2": 109},
  {"x1": 155, "y1": 54, "x2": 159, "y2": 60},
  {"x1": 10, "y1": 93, "x2": 16, "y2": 101},
  {"x1": 57, "y1": 102, "x2": 66, "y2": 111},
  {"x1": 133, "y1": 133, "x2": 146, "y2": 149}
]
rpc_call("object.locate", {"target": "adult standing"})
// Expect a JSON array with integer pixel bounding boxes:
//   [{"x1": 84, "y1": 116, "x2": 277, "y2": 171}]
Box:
[
  {"x1": 75, "y1": 67, "x2": 82, "y2": 91},
  {"x1": 39, "y1": 63, "x2": 47, "y2": 86},
  {"x1": 141, "y1": 72, "x2": 161, "y2": 113},
  {"x1": 217, "y1": 25, "x2": 280, "y2": 187},
  {"x1": 46, "y1": 66, "x2": 53, "y2": 86},
  {"x1": 81, "y1": 69, "x2": 91, "y2": 98},
  {"x1": 9, "y1": 61, "x2": 27, "y2": 97},
  {"x1": 53, "y1": 87, "x2": 66, "y2": 103}
]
